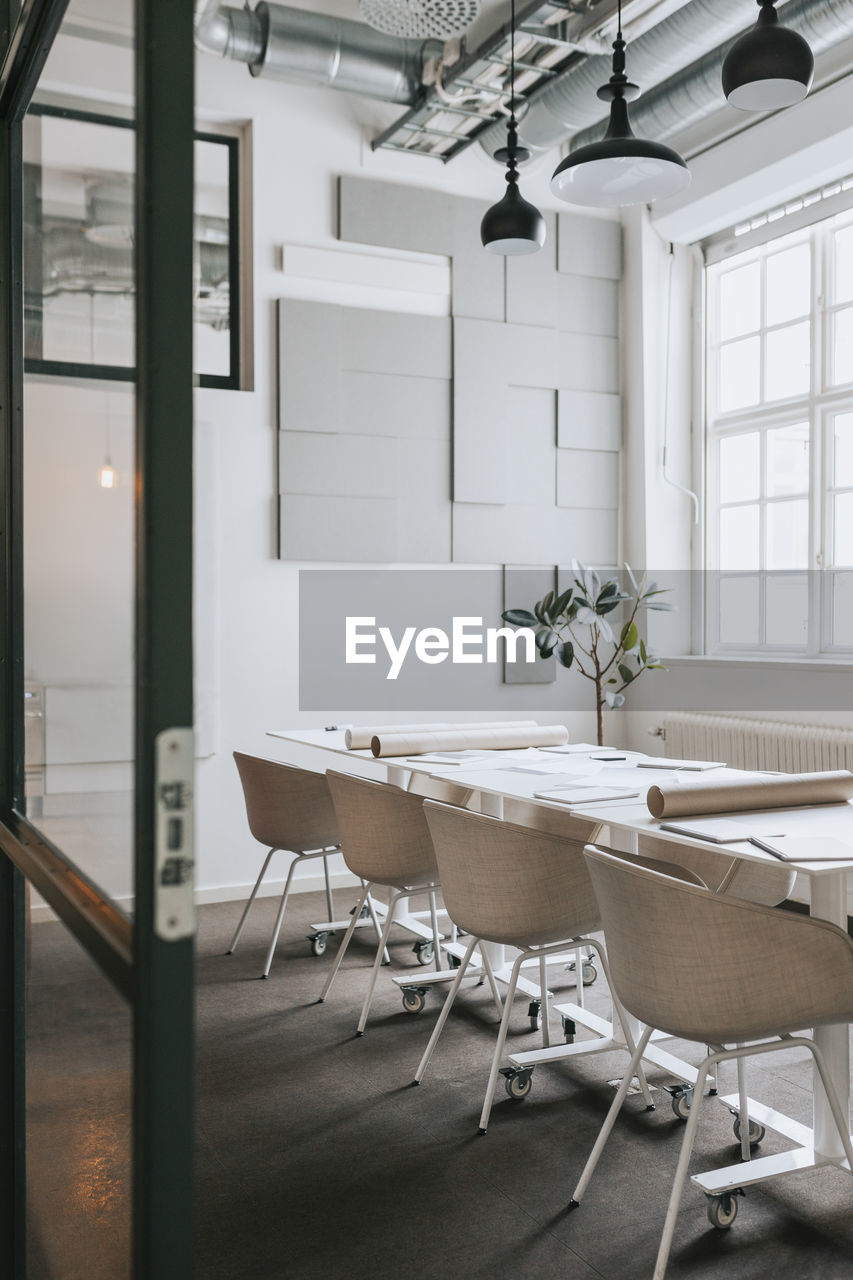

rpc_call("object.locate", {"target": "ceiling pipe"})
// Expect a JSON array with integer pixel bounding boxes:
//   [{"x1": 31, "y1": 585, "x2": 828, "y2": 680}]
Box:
[
  {"x1": 195, "y1": 1, "x2": 440, "y2": 106},
  {"x1": 568, "y1": 0, "x2": 853, "y2": 154},
  {"x1": 477, "y1": 0, "x2": 762, "y2": 157}
]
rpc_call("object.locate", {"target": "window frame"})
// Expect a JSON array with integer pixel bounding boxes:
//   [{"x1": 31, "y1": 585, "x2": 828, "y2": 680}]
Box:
[{"x1": 703, "y1": 210, "x2": 853, "y2": 659}]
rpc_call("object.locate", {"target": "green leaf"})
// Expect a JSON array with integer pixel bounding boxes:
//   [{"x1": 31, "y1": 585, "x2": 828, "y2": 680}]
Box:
[
  {"x1": 618, "y1": 663, "x2": 635, "y2": 686},
  {"x1": 647, "y1": 663, "x2": 669, "y2": 671},
  {"x1": 604, "y1": 690, "x2": 626, "y2": 709},
  {"x1": 624, "y1": 562, "x2": 639, "y2": 594},
  {"x1": 535, "y1": 627, "x2": 559, "y2": 654},
  {"x1": 620, "y1": 620, "x2": 639, "y2": 652},
  {"x1": 646, "y1": 601, "x2": 676, "y2": 612},
  {"x1": 556, "y1": 640, "x2": 574, "y2": 669},
  {"x1": 639, "y1": 638, "x2": 647, "y2": 664},
  {"x1": 552, "y1": 587, "x2": 574, "y2": 617},
  {"x1": 502, "y1": 609, "x2": 538, "y2": 627},
  {"x1": 598, "y1": 581, "x2": 619, "y2": 601},
  {"x1": 596, "y1": 597, "x2": 623, "y2": 616}
]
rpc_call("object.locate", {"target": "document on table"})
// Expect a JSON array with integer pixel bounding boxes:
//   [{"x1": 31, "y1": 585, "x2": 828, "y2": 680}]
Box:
[
  {"x1": 534, "y1": 784, "x2": 642, "y2": 806},
  {"x1": 637, "y1": 759, "x2": 726, "y2": 771},
  {"x1": 747, "y1": 835, "x2": 853, "y2": 863},
  {"x1": 659, "y1": 818, "x2": 754, "y2": 843}
]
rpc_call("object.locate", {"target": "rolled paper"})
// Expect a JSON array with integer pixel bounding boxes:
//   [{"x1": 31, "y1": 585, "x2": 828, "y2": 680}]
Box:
[
  {"x1": 370, "y1": 724, "x2": 569, "y2": 758},
  {"x1": 647, "y1": 769, "x2": 853, "y2": 819},
  {"x1": 345, "y1": 720, "x2": 536, "y2": 750}
]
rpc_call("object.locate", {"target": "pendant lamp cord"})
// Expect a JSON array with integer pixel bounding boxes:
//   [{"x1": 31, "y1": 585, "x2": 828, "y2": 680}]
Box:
[{"x1": 509, "y1": 0, "x2": 516, "y2": 130}]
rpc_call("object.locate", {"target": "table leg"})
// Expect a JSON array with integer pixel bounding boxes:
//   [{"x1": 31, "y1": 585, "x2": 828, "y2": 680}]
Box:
[{"x1": 810, "y1": 871, "x2": 851, "y2": 1160}]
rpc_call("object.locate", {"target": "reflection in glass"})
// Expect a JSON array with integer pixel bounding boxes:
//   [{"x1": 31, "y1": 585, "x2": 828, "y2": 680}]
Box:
[
  {"x1": 765, "y1": 321, "x2": 810, "y2": 401},
  {"x1": 719, "y1": 335, "x2": 760, "y2": 411},
  {"x1": 720, "y1": 505, "x2": 759, "y2": 570},
  {"x1": 767, "y1": 422, "x2": 809, "y2": 496},
  {"x1": 766, "y1": 243, "x2": 810, "y2": 326},
  {"x1": 22, "y1": 379, "x2": 134, "y2": 906},
  {"x1": 194, "y1": 137, "x2": 232, "y2": 378},
  {"x1": 719, "y1": 432, "x2": 759, "y2": 503},
  {"x1": 766, "y1": 499, "x2": 808, "y2": 569},
  {"x1": 718, "y1": 575, "x2": 760, "y2": 645},
  {"x1": 27, "y1": 918, "x2": 131, "y2": 1279},
  {"x1": 765, "y1": 573, "x2": 808, "y2": 648},
  {"x1": 719, "y1": 261, "x2": 760, "y2": 340}
]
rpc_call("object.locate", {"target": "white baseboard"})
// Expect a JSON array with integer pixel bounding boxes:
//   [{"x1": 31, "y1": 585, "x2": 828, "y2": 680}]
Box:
[{"x1": 29, "y1": 869, "x2": 362, "y2": 925}]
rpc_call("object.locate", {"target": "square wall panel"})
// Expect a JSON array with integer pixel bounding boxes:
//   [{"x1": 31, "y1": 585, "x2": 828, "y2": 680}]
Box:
[
  {"x1": 558, "y1": 390, "x2": 621, "y2": 451},
  {"x1": 558, "y1": 212, "x2": 622, "y2": 280},
  {"x1": 557, "y1": 449, "x2": 619, "y2": 510}
]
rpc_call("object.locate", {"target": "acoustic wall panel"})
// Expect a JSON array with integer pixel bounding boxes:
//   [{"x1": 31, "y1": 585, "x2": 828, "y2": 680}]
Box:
[
  {"x1": 557, "y1": 275, "x2": 619, "y2": 337},
  {"x1": 505, "y1": 214, "x2": 559, "y2": 328},
  {"x1": 557, "y1": 390, "x2": 621, "y2": 452},
  {"x1": 340, "y1": 372, "x2": 450, "y2": 439},
  {"x1": 558, "y1": 212, "x2": 623, "y2": 280},
  {"x1": 506, "y1": 388, "x2": 557, "y2": 507},
  {"x1": 558, "y1": 333, "x2": 620, "y2": 394},
  {"x1": 338, "y1": 174, "x2": 456, "y2": 256},
  {"x1": 556, "y1": 449, "x2": 619, "y2": 510},
  {"x1": 279, "y1": 432, "x2": 398, "y2": 498},
  {"x1": 395, "y1": 437, "x2": 452, "y2": 562},
  {"x1": 280, "y1": 495, "x2": 396, "y2": 562},
  {"x1": 453, "y1": 502, "x2": 617, "y2": 567}
]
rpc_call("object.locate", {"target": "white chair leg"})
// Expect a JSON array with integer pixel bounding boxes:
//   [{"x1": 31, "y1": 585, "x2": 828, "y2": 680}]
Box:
[
  {"x1": 322, "y1": 852, "x2": 335, "y2": 921},
  {"x1": 736, "y1": 1052, "x2": 751, "y2": 1161},
  {"x1": 413, "y1": 934, "x2": 480, "y2": 1083},
  {"x1": 478, "y1": 949, "x2": 529, "y2": 1134},
  {"x1": 227, "y1": 846, "x2": 276, "y2": 954},
  {"x1": 809, "y1": 1040, "x2": 853, "y2": 1170},
  {"x1": 364, "y1": 887, "x2": 391, "y2": 965},
  {"x1": 652, "y1": 1060, "x2": 711, "y2": 1280},
  {"x1": 539, "y1": 951, "x2": 551, "y2": 1049},
  {"x1": 571, "y1": 1024, "x2": 654, "y2": 1206},
  {"x1": 480, "y1": 946, "x2": 503, "y2": 1018},
  {"x1": 356, "y1": 888, "x2": 407, "y2": 1035},
  {"x1": 428, "y1": 889, "x2": 442, "y2": 972},
  {"x1": 574, "y1": 945, "x2": 586, "y2": 1011},
  {"x1": 318, "y1": 881, "x2": 372, "y2": 1002},
  {"x1": 585, "y1": 938, "x2": 655, "y2": 1110},
  {"x1": 260, "y1": 853, "x2": 302, "y2": 978}
]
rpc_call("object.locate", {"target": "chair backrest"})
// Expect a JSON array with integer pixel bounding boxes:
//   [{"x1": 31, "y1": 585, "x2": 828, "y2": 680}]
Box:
[
  {"x1": 423, "y1": 801, "x2": 600, "y2": 948},
  {"x1": 636, "y1": 833, "x2": 795, "y2": 906},
  {"x1": 233, "y1": 752, "x2": 339, "y2": 852},
  {"x1": 326, "y1": 771, "x2": 438, "y2": 889},
  {"x1": 582, "y1": 844, "x2": 853, "y2": 1043}
]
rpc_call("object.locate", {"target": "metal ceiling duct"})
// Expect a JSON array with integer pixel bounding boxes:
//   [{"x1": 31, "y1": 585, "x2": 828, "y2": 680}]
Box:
[
  {"x1": 568, "y1": 0, "x2": 853, "y2": 154},
  {"x1": 477, "y1": 0, "x2": 754, "y2": 157},
  {"x1": 195, "y1": 0, "x2": 440, "y2": 106}
]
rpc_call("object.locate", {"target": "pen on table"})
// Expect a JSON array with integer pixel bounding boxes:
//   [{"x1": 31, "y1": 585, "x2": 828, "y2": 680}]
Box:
[{"x1": 747, "y1": 835, "x2": 788, "y2": 861}]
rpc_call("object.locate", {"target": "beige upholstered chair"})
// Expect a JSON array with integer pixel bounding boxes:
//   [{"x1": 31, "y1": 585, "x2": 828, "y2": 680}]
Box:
[
  {"x1": 572, "y1": 845, "x2": 853, "y2": 1280},
  {"x1": 636, "y1": 832, "x2": 796, "y2": 905},
  {"x1": 229, "y1": 752, "x2": 343, "y2": 978},
  {"x1": 320, "y1": 771, "x2": 444, "y2": 1035},
  {"x1": 415, "y1": 802, "x2": 652, "y2": 1134}
]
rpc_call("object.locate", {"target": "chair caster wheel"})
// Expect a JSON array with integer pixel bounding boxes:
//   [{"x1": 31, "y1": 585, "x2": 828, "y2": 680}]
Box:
[
  {"x1": 666, "y1": 1084, "x2": 694, "y2": 1120},
  {"x1": 308, "y1": 931, "x2": 328, "y2": 957},
  {"x1": 732, "y1": 1115, "x2": 765, "y2": 1146},
  {"x1": 500, "y1": 1066, "x2": 534, "y2": 1101},
  {"x1": 401, "y1": 986, "x2": 427, "y2": 1014},
  {"x1": 706, "y1": 1190, "x2": 742, "y2": 1229},
  {"x1": 527, "y1": 999, "x2": 542, "y2": 1033},
  {"x1": 414, "y1": 940, "x2": 434, "y2": 966}
]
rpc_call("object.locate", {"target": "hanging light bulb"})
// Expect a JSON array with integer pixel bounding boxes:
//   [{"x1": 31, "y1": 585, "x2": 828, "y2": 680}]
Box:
[
  {"x1": 550, "y1": 0, "x2": 690, "y2": 209},
  {"x1": 98, "y1": 459, "x2": 118, "y2": 489},
  {"x1": 481, "y1": 0, "x2": 545, "y2": 255},
  {"x1": 723, "y1": 0, "x2": 814, "y2": 112}
]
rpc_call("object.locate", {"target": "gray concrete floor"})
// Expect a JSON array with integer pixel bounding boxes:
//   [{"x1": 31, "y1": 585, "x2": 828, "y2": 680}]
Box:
[{"x1": 25, "y1": 891, "x2": 853, "y2": 1279}]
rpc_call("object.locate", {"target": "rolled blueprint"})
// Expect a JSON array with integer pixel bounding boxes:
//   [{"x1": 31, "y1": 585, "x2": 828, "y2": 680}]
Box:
[
  {"x1": 345, "y1": 720, "x2": 536, "y2": 750},
  {"x1": 647, "y1": 769, "x2": 853, "y2": 819},
  {"x1": 370, "y1": 724, "x2": 569, "y2": 758}
]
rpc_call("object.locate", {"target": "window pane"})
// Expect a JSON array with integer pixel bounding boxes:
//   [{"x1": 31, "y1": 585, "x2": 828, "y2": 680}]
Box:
[
  {"x1": 720, "y1": 505, "x2": 759, "y2": 570},
  {"x1": 834, "y1": 223, "x2": 853, "y2": 305},
  {"x1": 765, "y1": 321, "x2": 810, "y2": 401},
  {"x1": 834, "y1": 412, "x2": 853, "y2": 488},
  {"x1": 765, "y1": 573, "x2": 809, "y2": 648},
  {"x1": 766, "y1": 498, "x2": 808, "y2": 569},
  {"x1": 766, "y1": 243, "x2": 810, "y2": 326},
  {"x1": 832, "y1": 306, "x2": 853, "y2": 386},
  {"x1": 194, "y1": 137, "x2": 232, "y2": 379},
  {"x1": 831, "y1": 571, "x2": 853, "y2": 646},
  {"x1": 719, "y1": 432, "x2": 760, "y2": 503},
  {"x1": 719, "y1": 262, "x2": 760, "y2": 340},
  {"x1": 766, "y1": 422, "x2": 809, "y2": 496},
  {"x1": 719, "y1": 336, "x2": 760, "y2": 411},
  {"x1": 833, "y1": 491, "x2": 853, "y2": 566},
  {"x1": 718, "y1": 576, "x2": 760, "y2": 645}
]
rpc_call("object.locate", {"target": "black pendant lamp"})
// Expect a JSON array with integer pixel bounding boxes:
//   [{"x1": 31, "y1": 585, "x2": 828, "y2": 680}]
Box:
[
  {"x1": 481, "y1": 0, "x2": 546, "y2": 255},
  {"x1": 550, "y1": 0, "x2": 690, "y2": 209},
  {"x1": 723, "y1": 0, "x2": 814, "y2": 112}
]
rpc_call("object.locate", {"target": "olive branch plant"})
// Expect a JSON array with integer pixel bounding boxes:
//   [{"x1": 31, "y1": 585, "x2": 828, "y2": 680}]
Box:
[{"x1": 502, "y1": 561, "x2": 673, "y2": 746}]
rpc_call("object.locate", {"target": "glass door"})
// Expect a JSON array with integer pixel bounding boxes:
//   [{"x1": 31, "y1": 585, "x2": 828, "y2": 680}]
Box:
[{"x1": 0, "y1": 1, "x2": 196, "y2": 1276}]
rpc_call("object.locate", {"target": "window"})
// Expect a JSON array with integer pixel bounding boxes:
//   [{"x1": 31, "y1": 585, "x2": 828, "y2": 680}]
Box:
[
  {"x1": 705, "y1": 212, "x2": 853, "y2": 656},
  {"x1": 23, "y1": 104, "x2": 242, "y2": 389}
]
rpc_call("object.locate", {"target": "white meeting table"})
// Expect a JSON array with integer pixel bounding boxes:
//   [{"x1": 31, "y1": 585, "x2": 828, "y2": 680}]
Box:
[{"x1": 268, "y1": 727, "x2": 853, "y2": 1196}]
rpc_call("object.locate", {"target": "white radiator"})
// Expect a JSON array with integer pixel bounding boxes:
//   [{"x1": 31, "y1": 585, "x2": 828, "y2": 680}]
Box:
[{"x1": 662, "y1": 713, "x2": 853, "y2": 773}]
